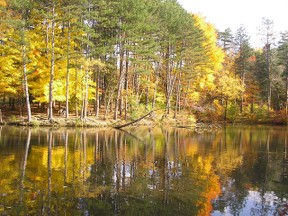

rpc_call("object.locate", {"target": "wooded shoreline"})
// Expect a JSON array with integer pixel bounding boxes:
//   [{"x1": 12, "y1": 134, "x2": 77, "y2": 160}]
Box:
[
  {"x1": 0, "y1": 108, "x2": 192, "y2": 128},
  {"x1": 1, "y1": 107, "x2": 287, "y2": 129},
  {"x1": 2, "y1": 0, "x2": 288, "y2": 127}
]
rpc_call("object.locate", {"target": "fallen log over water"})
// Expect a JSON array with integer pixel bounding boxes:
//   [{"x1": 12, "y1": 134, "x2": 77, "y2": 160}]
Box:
[{"x1": 113, "y1": 110, "x2": 154, "y2": 129}]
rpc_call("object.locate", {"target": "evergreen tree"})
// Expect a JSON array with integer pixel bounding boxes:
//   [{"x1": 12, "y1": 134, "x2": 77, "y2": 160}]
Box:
[
  {"x1": 259, "y1": 18, "x2": 276, "y2": 111},
  {"x1": 277, "y1": 31, "x2": 288, "y2": 112},
  {"x1": 234, "y1": 26, "x2": 252, "y2": 112}
]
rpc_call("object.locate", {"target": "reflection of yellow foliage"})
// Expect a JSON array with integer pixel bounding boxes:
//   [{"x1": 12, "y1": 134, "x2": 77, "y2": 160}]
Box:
[
  {"x1": 185, "y1": 144, "x2": 198, "y2": 156},
  {"x1": 42, "y1": 147, "x2": 65, "y2": 169},
  {"x1": 0, "y1": 155, "x2": 18, "y2": 194},
  {"x1": 1, "y1": 155, "x2": 15, "y2": 170}
]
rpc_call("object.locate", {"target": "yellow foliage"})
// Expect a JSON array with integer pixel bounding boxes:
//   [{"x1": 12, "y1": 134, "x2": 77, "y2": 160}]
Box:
[
  {"x1": 192, "y1": 14, "x2": 224, "y2": 72},
  {"x1": 82, "y1": 58, "x2": 105, "y2": 70},
  {"x1": 0, "y1": 0, "x2": 6, "y2": 7},
  {"x1": 216, "y1": 70, "x2": 244, "y2": 100}
]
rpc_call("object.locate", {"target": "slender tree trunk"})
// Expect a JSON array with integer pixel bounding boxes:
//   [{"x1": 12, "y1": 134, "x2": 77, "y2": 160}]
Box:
[
  {"x1": 145, "y1": 87, "x2": 149, "y2": 107},
  {"x1": 268, "y1": 85, "x2": 272, "y2": 111},
  {"x1": 82, "y1": 70, "x2": 89, "y2": 119},
  {"x1": 240, "y1": 73, "x2": 245, "y2": 113},
  {"x1": 174, "y1": 77, "x2": 181, "y2": 119},
  {"x1": 134, "y1": 73, "x2": 140, "y2": 101},
  {"x1": 183, "y1": 80, "x2": 190, "y2": 109},
  {"x1": 65, "y1": 19, "x2": 71, "y2": 119},
  {"x1": 152, "y1": 65, "x2": 159, "y2": 109},
  {"x1": 174, "y1": 59, "x2": 182, "y2": 118},
  {"x1": 266, "y1": 44, "x2": 271, "y2": 111},
  {"x1": 95, "y1": 67, "x2": 100, "y2": 117},
  {"x1": 114, "y1": 42, "x2": 125, "y2": 120},
  {"x1": 124, "y1": 51, "x2": 129, "y2": 120},
  {"x1": 250, "y1": 96, "x2": 254, "y2": 113},
  {"x1": 224, "y1": 98, "x2": 228, "y2": 122},
  {"x1": 165, "y1": 46, "x2": 171, "y2": 114},
  {"x1": 22, "y1": 44, "x2": 32, "y2": 123},
  {"x1": 165, "y1": 44, "x2": 176, "y2": 115},
  {"x1": 75, "y1": 62, "x2": 79, "y2": 117},
  {"x1": 48, "y1": 2, "x2": 56, "y2": 121}
]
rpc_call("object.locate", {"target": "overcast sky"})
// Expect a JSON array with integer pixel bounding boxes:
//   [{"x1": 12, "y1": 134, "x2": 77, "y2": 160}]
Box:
[{"x1": 177, "y1": 0, "x2": 288, "y2": 47}]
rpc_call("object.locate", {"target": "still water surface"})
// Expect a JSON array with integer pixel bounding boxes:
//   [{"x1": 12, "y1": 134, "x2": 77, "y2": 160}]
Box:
[{"x1": 0, "y1": 125, "x2": 288, "y2": 215}]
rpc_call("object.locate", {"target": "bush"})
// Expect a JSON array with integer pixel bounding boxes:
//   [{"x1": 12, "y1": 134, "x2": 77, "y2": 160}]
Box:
[
  {"x1": 128, "y1": 95, "x2": 149, "y2": 120},
  {"x1": 227, "y1": 103, "x2": 240, "y2": 122}
]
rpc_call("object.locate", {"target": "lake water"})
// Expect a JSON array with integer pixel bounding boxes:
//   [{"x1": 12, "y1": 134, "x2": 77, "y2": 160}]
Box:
[{"x1": 0, "y1": 125, "x2": 288, "y2": 215}]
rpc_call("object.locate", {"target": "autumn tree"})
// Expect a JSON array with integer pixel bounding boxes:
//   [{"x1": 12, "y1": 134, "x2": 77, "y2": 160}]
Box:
[
  {"x1": 0, "y1": 0, "x2": 19, "y2": 105},
  {"x1": 2, "y1": 0, "x2": 40, "y2": 123}
]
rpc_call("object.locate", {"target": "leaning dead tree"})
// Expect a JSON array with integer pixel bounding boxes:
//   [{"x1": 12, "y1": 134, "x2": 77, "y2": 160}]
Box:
[{"x1": 113, "y1": 110, "x2": 154, "y2": 129}]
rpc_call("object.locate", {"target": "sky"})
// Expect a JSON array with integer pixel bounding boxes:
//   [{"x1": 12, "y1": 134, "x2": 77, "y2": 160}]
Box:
[{"x1": 177, "y1": 0, "x2": 288, "y2": 47}]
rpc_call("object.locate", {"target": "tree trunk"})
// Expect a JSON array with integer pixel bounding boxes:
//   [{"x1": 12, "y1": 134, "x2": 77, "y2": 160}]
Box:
[
  {"x1": 174, "y1": 59, "x2": 182, "y2": 119},
  {"x1": 152, "y1": 65, "x2": 159, "y2": 109},
  {"x1": 250, "y1": 96, "x2": 254, "y2": 113},
  {"x1": 165, "y1": 46, "x2": 171, "y2": 114},
  {"x1": 240, "y1": 71, "x2": 245, "y2": 113},
  {"x1": 95, "y1": 67, "x2": 100, "y2": 117},
  {"x1": 114, "y1": 110, "x2": 154, "y2": 129},
  {"x1": 82, "y1": 70, "x2": 89, "y2": 119},
  {"x1": 75, "y1": 61, "x2": 79, "y2": 117},
  {"x1": 183, "y1": 80, "x2": 191, "y2": 109},
  {"x1": 124, "y1": 51, "x2": 129, "y2": 120},
  {"x1": 48, "y1": 2, "x2": 56, "y2": 121},
  {"x1": 224, "y1": 98, "x2": 228, "y2": 122},
  {"x1": 134, "y1": 73, "x2": 140, "y2": 101},
  {"x1": 174, "y1": 77, "x2": 181, "y2": 119},
  {"x1": 65, "y1": 18, "x2": 71, "y2": 119},
  {"x1": 165, "y1": 44, "x2": 176, "y2": 115},
  {"x1": 266, "y1": 44, "x2": 271, "y2": 111},
  {"x1": 114, "y1": 43, "x2": 125, "y2": 120},
  {"x1": 268, "y1": 85, "x2": 272, "y2": 111},
  {"x1": 22, "y1": 44, "x2": 32, "y2": 123}
]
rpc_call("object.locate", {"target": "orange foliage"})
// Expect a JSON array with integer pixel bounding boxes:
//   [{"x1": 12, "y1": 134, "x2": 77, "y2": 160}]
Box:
[{"x1": 195, "y1": 156, "x2": 221, "y2": 216}]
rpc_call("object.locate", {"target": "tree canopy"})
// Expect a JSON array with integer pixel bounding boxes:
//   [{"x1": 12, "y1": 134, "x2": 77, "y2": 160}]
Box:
[{"x1": 1, "y1": 0, "x2": 288, "y2": 124}]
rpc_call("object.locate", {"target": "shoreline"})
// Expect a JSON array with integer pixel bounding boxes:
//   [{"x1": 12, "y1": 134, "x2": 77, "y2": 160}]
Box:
[{"x1": 1, "y1": 110, "x2": 287, "y2": 129}]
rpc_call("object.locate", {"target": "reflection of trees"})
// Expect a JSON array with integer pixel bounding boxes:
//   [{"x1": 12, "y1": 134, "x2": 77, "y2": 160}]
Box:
[
  {"x1": 0, "y1": 126, "x2": 225, "y2": 215},
  {"x1": 47, "y1": 129, "x2": 52, "y2": 215},
  {"x1": 213, "y1": 126, "x2": 288, "y2": 215}
]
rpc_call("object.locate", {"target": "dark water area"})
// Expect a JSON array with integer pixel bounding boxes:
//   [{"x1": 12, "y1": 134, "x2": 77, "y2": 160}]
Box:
[{"x1": 0, "y1": 125, "x2": 288, "y2": 215}]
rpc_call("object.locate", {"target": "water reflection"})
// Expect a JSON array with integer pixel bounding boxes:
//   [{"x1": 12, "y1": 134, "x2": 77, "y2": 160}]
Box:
[{"x1": 0, "y1": 125, "x2": 287, "y2": 215}]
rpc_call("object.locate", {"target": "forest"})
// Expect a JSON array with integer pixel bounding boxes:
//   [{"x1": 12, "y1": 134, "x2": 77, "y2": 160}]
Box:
[{"x1": 1, "y1": 0, "x2": 288, "y2": 125}]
